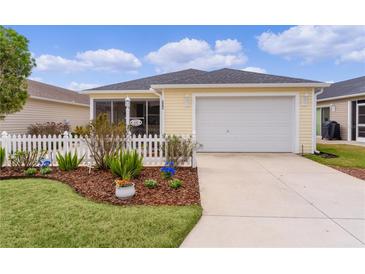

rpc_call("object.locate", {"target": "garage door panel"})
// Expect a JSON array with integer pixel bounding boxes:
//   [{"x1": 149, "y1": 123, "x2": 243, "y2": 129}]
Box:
[{"x1": 196, "y1": 96, "x2": 295, "y2": 152}]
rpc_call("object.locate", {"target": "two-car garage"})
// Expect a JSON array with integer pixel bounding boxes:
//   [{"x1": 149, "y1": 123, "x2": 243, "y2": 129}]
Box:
[{"x1": 195, "y1": 95, "x2": 297, "y2": 152}]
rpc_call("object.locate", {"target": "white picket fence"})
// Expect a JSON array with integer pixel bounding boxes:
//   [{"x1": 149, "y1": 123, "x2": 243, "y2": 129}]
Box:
[{"x1": 0, "y1": 131, "x2": 193, "y2": 167}]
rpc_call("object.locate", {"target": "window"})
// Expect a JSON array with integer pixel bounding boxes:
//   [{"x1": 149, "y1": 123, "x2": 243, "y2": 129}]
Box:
[
  {"x1": 94, "y1": 99, "x2": 160, "y2": 135},
  {"x1": 95, "y1": 101, "x2": 112, "y2": 121},
  {"x1": 358, "y1": 104, "x2": 365, "y2": 139},
  {"x1": 130, "y1": 101, "x2": 146, "y2": 135},
  {"x1": 148, "y1": 101, "x2": 160, "y2": 136},
  {"x1": 113, "y1": 101, "x2": 125, "y2": 124}
]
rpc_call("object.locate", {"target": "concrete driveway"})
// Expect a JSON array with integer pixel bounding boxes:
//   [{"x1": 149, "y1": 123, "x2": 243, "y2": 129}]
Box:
[{"x1": 182, "y1": 153, "x2": 365, "y2": 247}]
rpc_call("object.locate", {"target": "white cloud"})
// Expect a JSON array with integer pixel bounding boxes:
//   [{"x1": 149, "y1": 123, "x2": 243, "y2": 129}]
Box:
[
  {"x1": 241, "y1": 66, "x2": 267, "y2": 74},
  {"x1": 338, "y1": 48, "x2": 365, "y2": 63},
  {"x1": 76, "y1": 49, "x2": 141, "y2": 71},
  {"x1": 35, "y1": 48, "x2": 141, "y2": 73},
  {"x1": 257, "y1": 26, "x2": 365, "y2": 63},
  {"x1": 146, "y1": 38, "x2": 247, "y2": 72},
  {"x1": 35, "y1": 54, "x2": 88, "y2": 72},
  {"x1": 215, "y1": 39, "x2": 242, "y2": 53},
  {"x1": 28, "y1": 76, "x2": 43, "y2": 82},
  {"x1": 68, "y1": 82, "x2": 100, "y2": 91}
]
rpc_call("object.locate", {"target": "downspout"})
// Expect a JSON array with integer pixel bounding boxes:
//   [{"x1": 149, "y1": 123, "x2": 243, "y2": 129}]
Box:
[
  {"x1": 149, "y1": 88, "x2": 164, "y2": 137},
  {"x1": 313, "y1": 88, "x2": 324, "y2": 154}
]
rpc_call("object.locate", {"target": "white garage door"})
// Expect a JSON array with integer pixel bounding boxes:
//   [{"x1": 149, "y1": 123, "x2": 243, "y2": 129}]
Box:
[{"x1": 196, "y1": 96, "x2": 295, "y2": 152}]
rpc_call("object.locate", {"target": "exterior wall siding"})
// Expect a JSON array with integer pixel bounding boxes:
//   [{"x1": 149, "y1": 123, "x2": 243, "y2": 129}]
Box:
[
  {"x1": 0, "y1": 98, "x2": 90, "y2": 134},
  {"x1": 318, "y1": 95, "x2": 365, "y2": 140},
  {"x1": 163, "y1": 87, "x2": 314, "y2": 153}
]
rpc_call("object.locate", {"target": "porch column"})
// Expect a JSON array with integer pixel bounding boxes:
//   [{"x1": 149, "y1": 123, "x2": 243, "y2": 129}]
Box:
[{"x1": 125, "y1": 97, "x2": 131, "y2": 149}]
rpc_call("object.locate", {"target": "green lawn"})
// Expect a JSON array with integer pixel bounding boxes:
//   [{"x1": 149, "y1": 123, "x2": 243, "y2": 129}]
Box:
[
  {"x1": 0, "y1": 178, "x2": 202, "y2": 248},
  {"x1": 305, "y1": 144, "x2": 365, "y2": 168}
]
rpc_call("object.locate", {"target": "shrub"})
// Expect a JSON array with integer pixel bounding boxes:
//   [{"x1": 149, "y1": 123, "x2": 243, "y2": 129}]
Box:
[
  {"x1": 160, "y1": 161, "x2": 176, "y2": 179},
  {"x1": 56, "y1": 151, "x2": 84, "y2": 171},
  {"x1": 84, "y1": 113, "x2": 126, "y2": 170},
  {"x1": 40, "y1": 167, "x2": 52, "y2": 175},
  {"x1": 144, "y1": 179, "x2": 158, "y2": 189},
  {"x1": 169, "y1": 178, "x2": 182, "y2": 189},
  {"x1": 163, "y1": 135, "x2": 195, "y2": 167},
  {"x1": 0, "y1": 147, "x2": 5, "y2": 169},
  {"x1": 9, "y1": 150, "x2": 46, "y2": 170},
  {"x1": 73, "y1": 125, "x2": 91, "y2": 137},
  {"x1": 109, "y1": 150, "x2": 143, "y2": 180},
  {"x1": 27, "y1": 122, "x2": 70, "y2": 136},
  {"x1": 24, "y1": 167, "x2": 37, "y2": 176}
]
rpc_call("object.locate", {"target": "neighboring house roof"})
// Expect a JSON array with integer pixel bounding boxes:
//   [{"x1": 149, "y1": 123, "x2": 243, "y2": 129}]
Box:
[
  {"x1": 317, "y1": 76, "x2": 365, "y2": 100},
  {"x1": 27, "y1": 80, "x2": 89, "y2": 106},
  {"x1": 88, "y1": 69, "x2": 206, "y2": 90},
  {"x1": 87, "y1": 68, "x2": 327, "y2": 92}
]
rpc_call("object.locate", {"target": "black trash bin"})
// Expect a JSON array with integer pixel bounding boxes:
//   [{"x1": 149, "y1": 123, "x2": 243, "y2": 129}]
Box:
[{"x1": 322, "y1": 120, "x2": 341, "y2": 140}]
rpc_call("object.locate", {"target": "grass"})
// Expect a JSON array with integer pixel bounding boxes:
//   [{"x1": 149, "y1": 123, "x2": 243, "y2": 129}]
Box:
[
  {"x1": 0, "y1": 178, "x2": 202, "y2": 248},
  {"x1": 305, "y1": 144, "x2": 365, "y2": 168}
]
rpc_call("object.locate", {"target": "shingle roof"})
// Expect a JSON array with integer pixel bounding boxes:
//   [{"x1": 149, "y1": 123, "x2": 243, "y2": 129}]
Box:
[
  {"x1": 27, "y1": 80, "x2": 89, "y2": 105},
  {"x1": 88, "y1": 68, "x2": 324, "y2": 91},
  {"x1": 88, "y1": 69, "x2": 206, "y2": 90},
  {"x1": 158, "y1": 68, "x2": 322, "y2": 85},
  {"x1": 318, "y1": 76, "x2": 365, "y2": 100}
]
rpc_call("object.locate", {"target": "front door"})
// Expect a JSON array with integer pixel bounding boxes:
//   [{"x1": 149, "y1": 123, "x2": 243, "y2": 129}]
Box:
[
  {"x1": 316, "y1": 107, "x2": 330, "y2": 136},
  {"x1": 357, "y1": 103, "x2": 365, "y2": 142}
]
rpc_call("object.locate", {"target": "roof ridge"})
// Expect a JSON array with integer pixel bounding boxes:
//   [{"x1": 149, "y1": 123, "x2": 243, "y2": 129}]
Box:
[
  {"x1": 207, "y1": 67, "x2": 322, "y2": 83},
  {"x1": 88, "y1": 68, "x2": 206, "y2": 90}
]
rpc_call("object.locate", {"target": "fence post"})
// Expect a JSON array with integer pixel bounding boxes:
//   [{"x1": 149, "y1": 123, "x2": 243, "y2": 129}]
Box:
[
  {"x1": 125, "y1": 97, "x2": 131, "y2": 150},
  {"x1": 192, "y1": 132, "x2": 197, "y2": 168},
  {"x1": 1, "y1": 131, "x2": 8, "y2": 166},
  {"x1": 63, "y1": 131, "x2": 69, "y2": 153}
]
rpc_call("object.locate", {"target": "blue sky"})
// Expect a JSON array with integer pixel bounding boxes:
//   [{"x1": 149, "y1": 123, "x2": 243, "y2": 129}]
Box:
[{"x1": 9, "y1": 25, "x2": 365, "y2": 90}]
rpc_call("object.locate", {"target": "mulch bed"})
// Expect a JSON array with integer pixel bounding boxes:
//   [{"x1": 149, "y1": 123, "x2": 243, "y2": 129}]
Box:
[
  {"x1": 332, "y1": 167, "x2": 365, "y2": 181},
  {"x1": 0, "y1": 167, "x2": 201, "y2": 206}
]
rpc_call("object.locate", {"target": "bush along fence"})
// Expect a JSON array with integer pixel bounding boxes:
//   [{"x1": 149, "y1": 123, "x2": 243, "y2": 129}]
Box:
[{"x1": 0, "y1": 131, "x2": 195, "y2": 167}]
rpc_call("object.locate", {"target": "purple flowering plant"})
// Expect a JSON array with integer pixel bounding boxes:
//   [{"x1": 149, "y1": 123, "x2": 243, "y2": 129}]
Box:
[
  {"x1": 160, "y1": 161, "x2": 176, "y2": 179},
  {"x1": 39, "y1": 158, "x2": 51, "y2": 168}
]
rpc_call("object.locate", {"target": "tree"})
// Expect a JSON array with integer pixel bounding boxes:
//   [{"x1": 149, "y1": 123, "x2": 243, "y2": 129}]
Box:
[{"x1": 0, "y1": 26, "x2": 35, "y2": 119}]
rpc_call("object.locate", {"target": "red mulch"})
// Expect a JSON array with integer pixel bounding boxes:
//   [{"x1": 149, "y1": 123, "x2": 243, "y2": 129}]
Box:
[
  {"x1": 0, "y1": 167, "x2": 201, "y2": 206},
  {"x1": 332, "y1": 167, "x2": 365, "y2": 181}
]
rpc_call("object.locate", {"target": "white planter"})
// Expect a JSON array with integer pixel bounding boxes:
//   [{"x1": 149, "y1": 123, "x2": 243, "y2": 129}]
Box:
[{"x1": 115, "y1": 184, "x2": 135, "y2": 200}]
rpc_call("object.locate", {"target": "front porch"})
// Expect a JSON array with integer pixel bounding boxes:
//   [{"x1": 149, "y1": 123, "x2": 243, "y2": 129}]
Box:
[{"x1": 92, "y1": 98, "x2": 161, "y2": 136}]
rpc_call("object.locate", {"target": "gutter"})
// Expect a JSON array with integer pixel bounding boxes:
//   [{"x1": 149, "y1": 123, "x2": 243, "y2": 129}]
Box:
[{"x1": 313, "y1": 88, "x2": 325, "y2": 154}]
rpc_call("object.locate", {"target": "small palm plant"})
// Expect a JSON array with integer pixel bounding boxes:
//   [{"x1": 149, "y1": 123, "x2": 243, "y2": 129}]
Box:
[
  {"x1": 109, "y1": 149, "x2": 143, "y2": 180},
  {"x1": 56, "y1": 151, "x2": 84, "y2": 171},
  {"x1": 0, "y1": 147, "x2": 5, "y2": 169}
]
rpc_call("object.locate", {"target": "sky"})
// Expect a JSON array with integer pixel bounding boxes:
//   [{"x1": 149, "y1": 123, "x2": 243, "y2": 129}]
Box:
[{"x1": 8, "y1": 25, "x2": 365, "y2": 91}]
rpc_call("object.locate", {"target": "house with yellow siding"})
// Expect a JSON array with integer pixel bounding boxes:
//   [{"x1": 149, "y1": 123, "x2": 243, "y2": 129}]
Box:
[{"x1": 83, "y1": 68, "x2": 330, "y2": 154}]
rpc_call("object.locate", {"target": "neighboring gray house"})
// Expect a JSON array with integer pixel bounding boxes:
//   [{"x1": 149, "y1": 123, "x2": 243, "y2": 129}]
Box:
[
  {"x1": 317, "y1": 76, "x2": 365, "y2": 142},
  {"x1": 0, "y1": 80, "x2": 90, "y2": 134}
]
